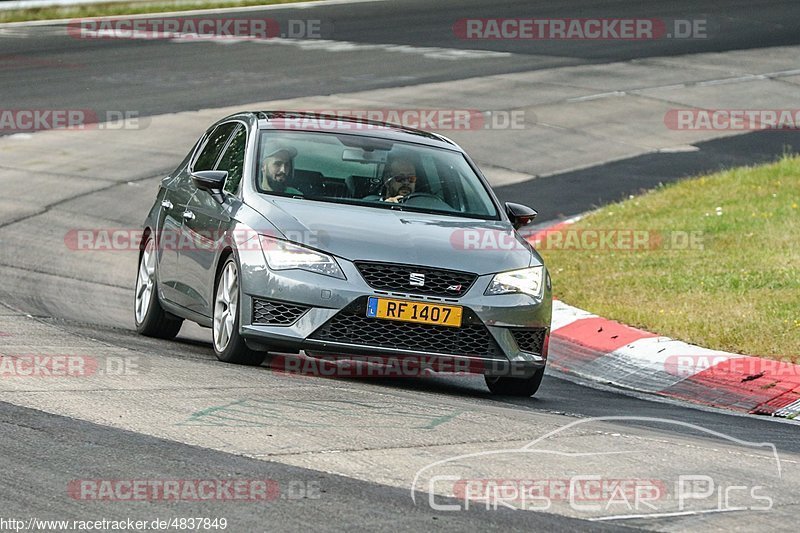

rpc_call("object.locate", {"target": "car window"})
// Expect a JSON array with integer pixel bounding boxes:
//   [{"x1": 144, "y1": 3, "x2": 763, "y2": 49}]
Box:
[
  {"x1": 193, "y1": 122, "x2": 238, "y2": 171},
  {"x1": 216, "y1": 125, "x2": 246, "y2": 194},
  {"x1": 256, "y1": 131, "x2": 498, "y2": 219}
]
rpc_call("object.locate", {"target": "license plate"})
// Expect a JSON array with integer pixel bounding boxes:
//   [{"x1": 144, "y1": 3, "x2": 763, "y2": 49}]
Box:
[{"x1": 366, "y1": 297, "x2": 462, "y2": 328}]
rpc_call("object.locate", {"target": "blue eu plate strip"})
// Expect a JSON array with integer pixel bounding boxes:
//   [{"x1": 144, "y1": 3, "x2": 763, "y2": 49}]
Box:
[{"x1": 366, "y1": 297, "x2": 378, "y2": 317}]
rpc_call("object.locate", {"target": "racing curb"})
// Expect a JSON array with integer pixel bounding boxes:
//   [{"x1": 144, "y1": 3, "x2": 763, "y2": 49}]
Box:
[{"x1": 527, "y1": 220, "x2": 800, "y2": 419}]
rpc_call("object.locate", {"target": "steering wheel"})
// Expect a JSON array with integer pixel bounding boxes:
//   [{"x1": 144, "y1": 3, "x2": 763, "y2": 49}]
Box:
[{"x1": 397, "y1": 192, "x2": 443, "y2": 203}]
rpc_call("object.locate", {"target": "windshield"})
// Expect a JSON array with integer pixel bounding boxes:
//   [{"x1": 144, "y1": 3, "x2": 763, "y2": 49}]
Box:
[{"x1": 255, "y1": 130, "x2": 499, "y2": 219}]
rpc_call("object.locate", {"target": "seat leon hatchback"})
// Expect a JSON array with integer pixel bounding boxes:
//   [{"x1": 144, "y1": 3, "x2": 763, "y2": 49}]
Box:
[{"x1": 134, "y1": 112, "x2": 552, "y2": 396}]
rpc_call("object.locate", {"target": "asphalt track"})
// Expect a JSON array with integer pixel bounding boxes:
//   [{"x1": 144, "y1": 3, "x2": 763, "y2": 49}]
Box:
[
  {"x1": 2, "y1": 0, "x2": 800, "y2": 118},
  {"x1": 2, "y1": 1, "x2": 800, "y2": 531},
  {"x1": 2, "y1": 402, "x2": 634, "y2": 532}
]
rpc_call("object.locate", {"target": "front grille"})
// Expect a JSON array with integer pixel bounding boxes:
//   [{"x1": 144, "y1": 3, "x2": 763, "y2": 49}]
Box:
[
  {"x1": 510, "y1": 328, "x2": 547, "y2": 354},
  {"x1": 354, "y1": 261, "x2": 476, "y2": 298},
  {"x1": 252, "y1": 299, "x2": 309, "y2": 326},
  {"x1": 308, "y1": 298, "x2": 503, "y2": 358}
]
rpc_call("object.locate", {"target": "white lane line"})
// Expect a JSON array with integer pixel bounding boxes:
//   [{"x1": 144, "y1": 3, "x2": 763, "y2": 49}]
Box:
[
  {"x1": 658, "y1": 145, "x2": 699, "y2": 153},
  {"x1": 567, "y1": 90, "x2": 626, "y2": 102},
  {"x1": 0, "y1": 25, "x2": 513, "y2": 63},
  {"x1": 765, "y1": 68, "x2": 800, "y2": 77},
  {"x1": 590, "y1": 507, "x2": 747, "y2": 521},
  {"x1": 697, "y1": 74, "x2": 767, "y2": 86},
  {"x1": 0, "y1": 27, "x2": 30, "y2": 37},
  {"x1": 774, "y1": 398, "x2": 800, "y2": 418},
  {"x1": 0, "y1": 25, "x2": 66, "y2": 37},
  {"x1": 169, "y1": 36, "x2": 515, "y2": 61},
  {"x1": 2, "y1": 0, "x2": 140, "y2": 9},
  {"x1": 565, "y1": 68, "x2": 800, "y2": 102},
  {"x1": 0, "y1": 0, "x2": 392, "y2": 27}
]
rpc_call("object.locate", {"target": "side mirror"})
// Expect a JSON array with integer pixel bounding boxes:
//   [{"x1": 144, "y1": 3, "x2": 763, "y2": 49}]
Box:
[
  {"x1": 505, "y1": 202, "x2": 537, "y2": 229},
  {"x1": 191, "y1": 170, "x2": 228, "y2": 203}
]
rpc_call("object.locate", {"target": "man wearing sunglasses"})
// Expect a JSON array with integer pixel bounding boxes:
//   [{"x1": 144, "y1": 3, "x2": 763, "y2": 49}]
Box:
[{"x1": 381, "y1": 157, "x2": 417, "y2": 203}]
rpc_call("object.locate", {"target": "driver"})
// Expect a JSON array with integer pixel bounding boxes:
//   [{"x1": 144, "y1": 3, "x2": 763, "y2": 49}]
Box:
[{"x1": 381, "y1": 157, "x2": 417, "y2": 203}]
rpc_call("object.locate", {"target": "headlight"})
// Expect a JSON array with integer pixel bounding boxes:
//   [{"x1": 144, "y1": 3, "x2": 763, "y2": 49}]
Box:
[
  {"x1": 485, "y1": 266, "x2": 545, "y2": 298},
  {"x1": 259, "y1": 235, "x2": 345, "y2": 279}
]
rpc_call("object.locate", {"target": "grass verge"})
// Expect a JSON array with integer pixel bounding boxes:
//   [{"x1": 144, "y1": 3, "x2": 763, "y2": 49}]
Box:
[
  {"x1": 0, "y1": 0, "x2": 313, "y2": 24},
  {"x1": 539, "y1": 154, "x2": 800, "y2": 360}
]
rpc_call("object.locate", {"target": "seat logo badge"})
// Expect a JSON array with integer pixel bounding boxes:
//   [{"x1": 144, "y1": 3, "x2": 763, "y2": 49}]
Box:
[{"x1": 409, "y1": 273, "x2": 425, "y2": 287}]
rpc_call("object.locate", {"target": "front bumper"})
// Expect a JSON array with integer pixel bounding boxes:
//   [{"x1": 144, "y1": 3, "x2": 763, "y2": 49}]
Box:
[{"x1": 237, "y1": 251, "x2": 551, "y2": 376}]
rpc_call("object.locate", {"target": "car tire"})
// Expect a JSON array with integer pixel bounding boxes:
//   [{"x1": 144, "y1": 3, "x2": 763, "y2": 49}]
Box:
[
  {"x1": 134, "y1": 235, "x2": 183, "y2": 339},
  {"x1": 484, "y1": 367, "x2": 545, "y2": 397},
  {"x1": 213, "y1": 256, "x2": 265, "y2": 366}
]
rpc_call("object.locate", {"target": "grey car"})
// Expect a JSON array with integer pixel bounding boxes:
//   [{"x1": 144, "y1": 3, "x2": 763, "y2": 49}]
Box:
[{"x1": 134, "y1": 112, "x2": 551, "y2": 396}]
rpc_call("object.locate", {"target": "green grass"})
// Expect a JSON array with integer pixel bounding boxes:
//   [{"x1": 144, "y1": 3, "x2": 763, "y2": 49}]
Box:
[
  {"x1": 540, "y1": 154, "x2": 800, "y2": 360},
  {"x1": 0, "y1": 0, "x2": 313, "y2": 23}
]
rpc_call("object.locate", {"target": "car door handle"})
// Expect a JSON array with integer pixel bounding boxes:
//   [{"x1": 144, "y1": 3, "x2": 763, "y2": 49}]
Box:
[
  {"x1": 182, "y1": 210, "x2": 195, "y2": 220},
  {"x1": 161, "y1": 200, "x2": 173, "y2": 209}
]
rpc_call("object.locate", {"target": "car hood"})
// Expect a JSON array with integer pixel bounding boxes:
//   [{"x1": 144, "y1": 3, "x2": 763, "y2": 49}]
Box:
[{"x1": 247, "y1": 196, "x2": 541, "y2": 275}]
